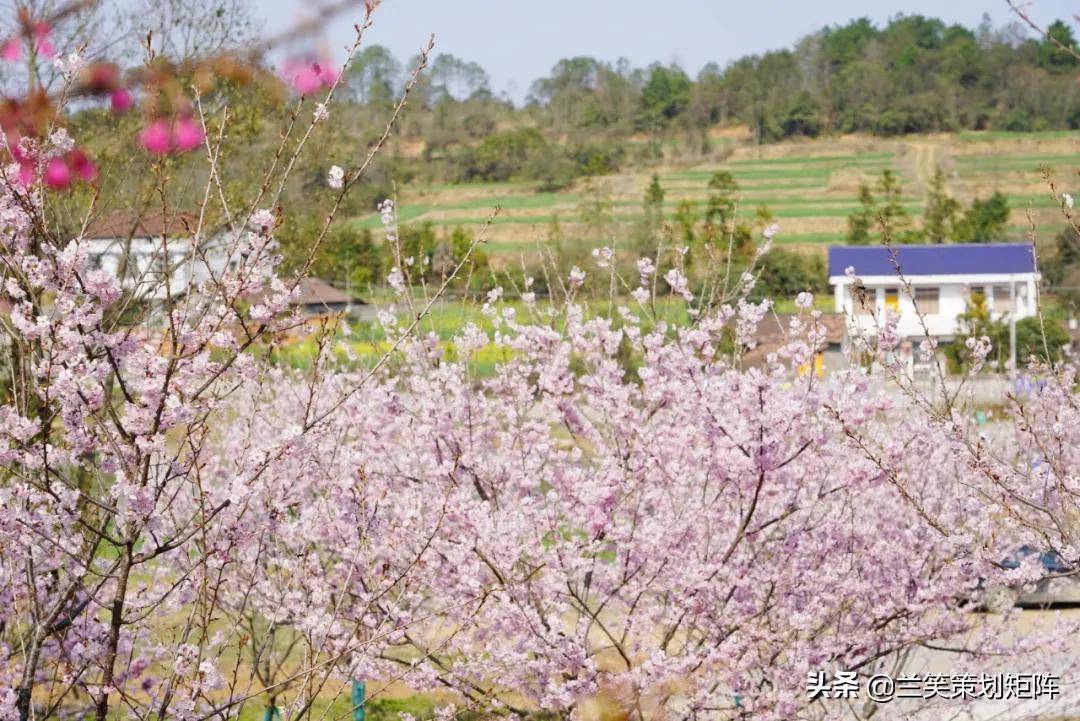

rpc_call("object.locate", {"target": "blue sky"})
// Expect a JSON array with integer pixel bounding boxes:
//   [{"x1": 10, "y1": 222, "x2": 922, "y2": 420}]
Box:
[{"x1": 257, "y1": 0, "x2": 1074, "y2": 102}]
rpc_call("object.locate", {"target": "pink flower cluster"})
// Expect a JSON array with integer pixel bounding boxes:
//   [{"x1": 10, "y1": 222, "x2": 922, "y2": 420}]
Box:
[
  {"x1": 175, "y1": 293, "x2": 1078, "y2": 720},
  {"x1": 79, "y1": 62, "x2": 135, "y2": 113},
  {"x1": 0, "y1": 54, "x2": 1077, "y2": 719},
  {"x1": 0, "y1": 21, "x2": 54, "y2": 61},
  {"x1": 139, "y1": 116, "x2": 205, "y2": 155},
  {"x1": 8, "y1": 133, "x2": 97, "y2": 190},
  {"x1": 2, "y1": 176, "x2": 1077, "y2": 717},
  {"x1": 282, "y1": 57, "x2": 340, "y2": 95}
]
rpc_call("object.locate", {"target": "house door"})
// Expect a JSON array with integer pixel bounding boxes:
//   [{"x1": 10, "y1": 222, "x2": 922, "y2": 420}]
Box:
[{"x1": 884, "y1": 288, "x2": 900, "y2": 314}]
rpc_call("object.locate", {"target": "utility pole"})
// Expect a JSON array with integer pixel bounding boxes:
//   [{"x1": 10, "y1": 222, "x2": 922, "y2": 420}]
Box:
[{"x1": 1009, "y1": 274, "x2": 1017, "y2": 373}]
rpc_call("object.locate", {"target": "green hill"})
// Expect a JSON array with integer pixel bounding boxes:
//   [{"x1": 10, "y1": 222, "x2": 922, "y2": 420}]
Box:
[{"x1": 349, "y1": 130, "x2": 1078, "y2": 261}]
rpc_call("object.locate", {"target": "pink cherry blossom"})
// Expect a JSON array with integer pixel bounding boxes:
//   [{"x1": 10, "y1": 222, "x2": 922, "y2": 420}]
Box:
[
  {"x1": 0, "y1": 37, "x2": 21, "y2": 61},
  {"x1": 16, "y1": 160, "x2": 34, "y2": 186},
  {"x1": 283, "y1": 57, "x2": 338, "y2": 95},
  {"x1": 69, "y1": 149, "x2": 98, "y2": 182},
  {"x1": 109, "y1": 87, "x2": 133, "y2": 113},
  {"x1": 32, "y1": 22, "x2": 54, "y2": 58},
  {"x1": 42, "y1": 157, "x2": 71, "y2": 188},
  {"x1": 315, "y1": 61, "x2": 339, "y2": 85},
  {"x1": 172, "y1": 116, "x2": 204, "y2": 152},
  {"x1": 0, "y1": 22, "x2": 55, "y2": 62},
  {"x1": 0, "y1": 16, "x2": 1077, "y2": 721},
  {"x1": 139, "y1": 119, "x2": 172, "y2": 154}
]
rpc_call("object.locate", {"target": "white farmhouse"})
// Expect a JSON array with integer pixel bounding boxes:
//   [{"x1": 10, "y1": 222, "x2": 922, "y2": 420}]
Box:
[
  {"x1": 828, "y1": 242, "x2": 1039, "y2": 344},
  {"x1": 81, "y1": 212, "x2": 231, "y2": 301},
  {"x1": 78, "y1": 211, "x2": 365, "y2": 320}
]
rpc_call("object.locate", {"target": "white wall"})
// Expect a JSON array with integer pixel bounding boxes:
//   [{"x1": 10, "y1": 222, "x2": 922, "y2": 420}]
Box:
[
  {"x1": 82, "y1": 236, "x2": 231, "y2": 300},
  {"x1": 830, "y1": 273, "x2": 1039, "y2": 339}
]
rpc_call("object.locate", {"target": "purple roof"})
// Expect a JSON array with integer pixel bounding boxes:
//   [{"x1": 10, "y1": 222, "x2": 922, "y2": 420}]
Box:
[{"x1": 829, "y1": 243, "x2": 1036, "y2": 278}]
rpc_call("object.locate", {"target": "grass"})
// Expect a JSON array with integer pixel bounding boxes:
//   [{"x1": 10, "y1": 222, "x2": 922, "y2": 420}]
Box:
[
  {"x1": 954, "y1": 153, "x2": 1080, "y2": 166},
  {"x1": 352, "y1": 204, "x2": 433, "y2": 229},
  {"x1": 664, "y1": 166, "x2": 837, "y2": 181},
  {"x1": 428, "y1": 193, "x2": 583, "y2": 211},
  {"x1": 233, "y1": 691, "x2": 488, "y2": 721},
  {"x1": 344, "y1": 132, "x2": 1077, "y2": 258},
  {"x1": 275, "y1": 291, "x2": 834, "y2": 376},
  {"x1": 672, "y1": 178, "x2": 829, "y2": 190},
  {"x1": 954, "y1": 129, "x2": 1080, "y2": 142},
  {"x1": 725, "y1": 152, "x2": 894, "y2": 166}
]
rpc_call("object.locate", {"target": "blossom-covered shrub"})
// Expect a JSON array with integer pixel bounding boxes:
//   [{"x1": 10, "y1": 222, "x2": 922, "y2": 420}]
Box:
[
  {"x1": 0, "y1": 4, "x2": 1077, "y2": 721},
  {"x1": 188, "y1": 283, "x2": 1077, "y2": 720}
]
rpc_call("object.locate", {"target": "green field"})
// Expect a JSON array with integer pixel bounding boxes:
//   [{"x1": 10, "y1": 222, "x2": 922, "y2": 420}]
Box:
[{"x1": 350, "y1": 131, "x2": 1080, "y2": 260}]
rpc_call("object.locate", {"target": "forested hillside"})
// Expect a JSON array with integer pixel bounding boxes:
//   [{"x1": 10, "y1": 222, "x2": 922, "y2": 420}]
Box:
[
  {"x1": 60, "y1": 10, "x2": 1080, "y2": 313},
  {"x1": 341, "y1": 14, "x2": 1080, "y2": 188}
]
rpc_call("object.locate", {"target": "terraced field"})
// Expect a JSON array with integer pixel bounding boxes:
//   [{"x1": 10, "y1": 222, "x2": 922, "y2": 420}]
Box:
[{"x1": 351, "y1": 131, "x2": 1079, "y2": 263}]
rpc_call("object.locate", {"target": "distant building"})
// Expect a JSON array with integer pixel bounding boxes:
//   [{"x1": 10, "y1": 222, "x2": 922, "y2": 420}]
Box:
[
  {"x1": 829, "y1": 243, "x2": 1039, "y2": 336},
  {"x1": 81, "y1": 211, "x2": 229, "y2": 300},
  {"x1": 743, "y1": 312, "x2": 847, "y2": 376},
  {"x1": 292, "y1": 278, "x2": 364, "y2": 318},
  {"x1": 78, "y1": 212, "x2": 370, "y2": 324},
  {"x1": 828, "y1": 243, "x2": 1040, "y2": 372}
]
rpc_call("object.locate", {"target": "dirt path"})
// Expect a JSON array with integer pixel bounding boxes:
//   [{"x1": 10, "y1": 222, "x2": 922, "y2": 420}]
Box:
[{"x1": 906, "y1": 139, "x2": 942, "y2": 191}]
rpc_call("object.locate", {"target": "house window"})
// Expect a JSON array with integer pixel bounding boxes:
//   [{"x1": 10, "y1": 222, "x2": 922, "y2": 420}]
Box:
[
  {"x1": 914, "y1": 286, "x2": 939, "y2": 314},
  {"x1": 993, "y1": 285, "x2": 1014, "y2": 313},
  {"x1": 884, "y1": 288, "x2": 900, "y2": 313}
]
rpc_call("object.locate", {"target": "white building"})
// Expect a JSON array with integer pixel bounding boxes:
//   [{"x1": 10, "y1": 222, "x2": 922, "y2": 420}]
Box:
[
  {"x1": 81, "y1": 212, "x2": 231, "y2": 301},
  {"x1": 828, "y1": 243, "x2": 1039, "y2": 343},
  {"x1": 78, "y1": 211, "x2": 363, "y2": 320}
]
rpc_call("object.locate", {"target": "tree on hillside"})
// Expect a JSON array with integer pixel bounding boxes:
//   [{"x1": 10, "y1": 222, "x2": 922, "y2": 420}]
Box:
[
  {"x1": 644, "y1": 174, "x2": 665, "y2": 220},
  {"x1": 689, "y1": 63, "x2": 727, "y2": 128},
  {"x1": 847, "y1": 169, "x2": 1013, "y2": 245},
  {"x1": 952, "y1": 192, "x2": 1011, "y2": 242},
  {"x1": 529, "y1": 56, "x2": 603, "y2": 102},
  {"x1": 456, "y1": 128, "x2": 549, "y2": 182},
  {"x1": 846, "y1": 170, "x2": 914, "y2": 244},
  {"x1": 704, "y1": 171, "x2": 739, "y2": 229},
  {"x1": 528, "y1": 57, "x2": 642, "y2": 134},
  {"x1": 526, "y1": 144, "x2": 578, "y2": 191},
  {"x1": 1044, "y1": 226, "x2": 1080, "y2": 313},
  {"x1": 428, "y1": 54, "x2": 492, "y2": 103},
  {"x1": 322, "y1": 12, "x2": 1080, "y2": 173},
  {"x1": 345, "y1": 45, "x2": 403, "y2": 106},
  {"x1": 639, "y1": 173, "x2": 666, "y2": 252},
  {"x1": 877, "y1": 169, "x2": 909, "y2": 229},
  {"x1": 674, "y1": 199, "x2": 697, "y2": 247},
  {"x1": 751, "y1": 248, "x2": 827, "y2": 300},
  {"x1": 780, "y1": 90, "x2": 824, "y2": 137},
  {"x1": 314, "y1": 226, "x2": 385, "y2": 290},
  {"x1": 922, "y1": 168, "x2": 961, "y2": 243},
  {"x1": 701, "y1": 171, "x2": 744, "y2": 252},
  {"x1": 578, "y1": 179, "x2": 615, "y2": 244},
  {"x1": 1039, "y1": 20, "x2": 1080, "y2": 70},
  {"x1": 447, "y1": 226, "x2": 489, "y2": 284},
  {"x1": 847, "y1": 182, "x2": 876, "y2": 244},
  {"x1": 638, "y1": 64, "x2": 692, "y2": 132}
]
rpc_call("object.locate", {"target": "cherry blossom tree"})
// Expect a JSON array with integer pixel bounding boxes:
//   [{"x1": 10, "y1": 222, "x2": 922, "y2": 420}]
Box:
[
  {"x1": 0, "y1": 3, "x2": 453, "y2": 720},
  {"x1": 1, "y1": 2, "x2": 1078, "y2": 721}
]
